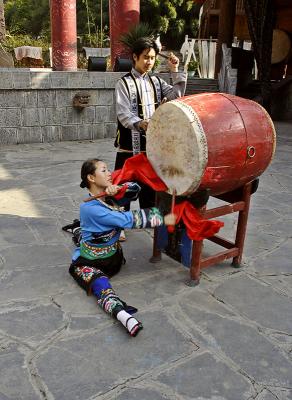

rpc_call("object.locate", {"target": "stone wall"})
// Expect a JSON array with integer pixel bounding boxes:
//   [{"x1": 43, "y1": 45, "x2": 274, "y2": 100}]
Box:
[
  {"x1": 0, "y1": 69, "x2": 125, "y2": 145},
  {"x1": 0, "y1": 69, "x2": 174, "y2": 145}
]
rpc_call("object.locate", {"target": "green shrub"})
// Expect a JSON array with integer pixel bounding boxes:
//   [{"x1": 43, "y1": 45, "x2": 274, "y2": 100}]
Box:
[
  {"x1": 187, "y1": 58, "x2": 199, "y2": 71},
  {"x1": 2, "y1": 33, "x2": 51, "y2": 67}
]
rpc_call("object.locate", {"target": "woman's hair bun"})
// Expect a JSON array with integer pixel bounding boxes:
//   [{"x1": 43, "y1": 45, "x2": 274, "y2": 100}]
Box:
[{"x1": 80, "y1": 158, "x2": 101, "y2": 190}]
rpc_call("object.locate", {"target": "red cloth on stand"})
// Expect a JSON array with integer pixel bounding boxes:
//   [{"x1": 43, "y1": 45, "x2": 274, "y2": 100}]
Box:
[
  {"x1": 170, "y1": 201, "x2": 224, "y2": 241},
  {"x1": 112, "y1": 153, "x2": 167, "y2": 191},
  {"x1": 112, "y1": 153, "x2": 223, "y2": 240}
]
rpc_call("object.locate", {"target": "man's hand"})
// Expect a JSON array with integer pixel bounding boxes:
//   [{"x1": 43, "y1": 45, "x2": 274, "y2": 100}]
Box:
[
  {"x1": 105, "y1": 185, "x2": 121, "y2": 196},
  {"x1": 167, "y1": 52, "x2": 179, "y2": 72},
  {"x1": 138, "y1": 120, "x2": 149, "y2": 132}
]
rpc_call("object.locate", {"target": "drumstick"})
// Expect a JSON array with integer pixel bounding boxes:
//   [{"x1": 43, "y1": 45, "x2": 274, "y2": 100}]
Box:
[
  {"x1": 171, "y1": 188, "x2": 176, "y2": 214},
  {"x1": 159, "y1": 53, "x2": 169, "y2": 60},
  {"x1": 167, "y1": 188, "x2": 177, "y2": 233},
  {"x1": 83, "y1": 191, "x2": 107, "y2": 202},
  {"x1": 83, "y1": 186, "x2": 123, "y2": 202},
  {"x1": 159, "y1": 52, "x2": 179, "y2": 64}
]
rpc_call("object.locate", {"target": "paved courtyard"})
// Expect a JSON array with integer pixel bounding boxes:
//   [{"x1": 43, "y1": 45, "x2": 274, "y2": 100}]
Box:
[{"x1": 0, "y1": 121, "x2": 292, "y2": 400}]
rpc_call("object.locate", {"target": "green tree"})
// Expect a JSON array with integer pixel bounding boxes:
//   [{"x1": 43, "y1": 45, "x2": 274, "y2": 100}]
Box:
[
  {"x1": 4, "y1": 0, "x2": 200, "y2": 48},
  {"x1": 4, "y1": 0, "x2": 50, "y2": 38},
  {"x1": 140, "y1": 0, "x2": 200, "y2": 48},
  {"x1": 4, "y1": 0, "x2": 109, "y2": 46},
  {"x1": 77, "y1": 0, "x2": 109, "y2": 46}
]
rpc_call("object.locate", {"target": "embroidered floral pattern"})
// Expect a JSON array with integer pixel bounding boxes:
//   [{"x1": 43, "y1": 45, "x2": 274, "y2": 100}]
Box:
[
  {"x1": 148, "y1": 207, "x2": 164, "y2": 227},
  {"x1": 75, "y1": 266, "x2": 101, "y2": 283},
  {"x1": 80, "y1": 241, "x2": 119, "y2": 260},
  {"x1": 131, "y1": 207, "x2": 164, "y2": 229},
  {"x1": 98, "y1": 288, "x2": 124, "y2": 315},
  {"x1": 132, "y1": 209, "x2": 145, "y2": 228},
  {"x1": 92, "y1": 229, "x2": 118, "y2": 244}
]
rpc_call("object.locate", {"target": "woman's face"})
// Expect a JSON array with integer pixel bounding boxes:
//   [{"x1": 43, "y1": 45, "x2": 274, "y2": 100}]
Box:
[
  {"x1": 133, "y1": 48, "x2": 156, "y2": 74},
  {"x1": 88, "y1": 161, "x2": 112, "y2": 189}
]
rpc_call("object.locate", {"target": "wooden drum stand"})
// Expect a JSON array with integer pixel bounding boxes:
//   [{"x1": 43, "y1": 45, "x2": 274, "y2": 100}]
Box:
[{"x1": 151, "y1": 179, "x2": 259, "y2": 286}]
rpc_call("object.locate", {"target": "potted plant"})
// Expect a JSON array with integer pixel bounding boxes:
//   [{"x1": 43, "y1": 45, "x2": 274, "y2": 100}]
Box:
[
  {"x1": 187, "y1": 59, "x2": 199, "y2": 77},
  {"x1": 119, "y1": 22, "x2": 156, "y2": 50}
]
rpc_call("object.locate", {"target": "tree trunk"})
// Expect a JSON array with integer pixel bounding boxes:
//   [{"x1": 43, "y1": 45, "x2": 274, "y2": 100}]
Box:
[
  {"x1": 0, "y1": 0, "x2": 6, "y2": 43},
  {"x1": 215, "y1": 0, "x2": 237, "y2": 77}
]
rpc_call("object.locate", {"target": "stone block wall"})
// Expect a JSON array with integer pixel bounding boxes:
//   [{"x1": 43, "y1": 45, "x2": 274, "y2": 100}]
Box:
[
  {"x1": 0, "y1": 69, "x2": 172, "y2": 145},
  {"x1": 0, "y1": 69, "x2": 125, "y2": 145}
]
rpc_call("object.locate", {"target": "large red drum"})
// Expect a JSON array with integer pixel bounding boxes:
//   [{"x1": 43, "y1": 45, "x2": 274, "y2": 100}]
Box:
[{"x1": 146, "y1": 93, "x2": 276, "y2": 196}]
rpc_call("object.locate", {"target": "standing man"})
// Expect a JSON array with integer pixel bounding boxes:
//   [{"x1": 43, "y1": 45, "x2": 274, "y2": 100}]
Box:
[{"x1": 114, "y1": 36, "x2": 187, "y2": 241}]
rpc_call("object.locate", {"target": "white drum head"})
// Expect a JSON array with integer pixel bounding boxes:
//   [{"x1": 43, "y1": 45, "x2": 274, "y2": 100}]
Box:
[{"x1": 146, "y1": 100, "x2": 208, "y2": 196}]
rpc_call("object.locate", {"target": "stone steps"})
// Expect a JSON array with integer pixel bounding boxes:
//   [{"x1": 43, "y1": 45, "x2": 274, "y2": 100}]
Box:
[{"x1": 185, "y1": 78, "x2": 219, "y2": 95}]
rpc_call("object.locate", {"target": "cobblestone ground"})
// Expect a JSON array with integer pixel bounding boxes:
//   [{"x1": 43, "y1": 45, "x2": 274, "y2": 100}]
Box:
[{"x1": 0, "y1": 122, "x2": 291, "y2": 400}]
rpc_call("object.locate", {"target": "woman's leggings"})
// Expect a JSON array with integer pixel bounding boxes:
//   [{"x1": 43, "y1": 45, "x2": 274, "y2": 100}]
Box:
[
  {"x1": 69, "y1": 253, "x2": 125, "y2": 318},
  {"x1": 90, "y1": 269, "x2": 124, "y2": 317},
  {"x1": 69, "y1": 252, "x2": 126, "y2": 317}
]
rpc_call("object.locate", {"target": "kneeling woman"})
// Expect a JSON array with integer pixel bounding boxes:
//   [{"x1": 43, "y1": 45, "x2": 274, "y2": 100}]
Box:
[{"x1": 69, "y1": 159, "x2": 176, "y2": 337}]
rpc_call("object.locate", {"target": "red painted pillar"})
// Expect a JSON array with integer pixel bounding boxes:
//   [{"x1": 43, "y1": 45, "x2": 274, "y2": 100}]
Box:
[
  {"x1": 109, "y1": 0, "x2": 140, "y2": 68},
  {"x1": 50, "y1": 0, "x2": 77, "y2": 71}
]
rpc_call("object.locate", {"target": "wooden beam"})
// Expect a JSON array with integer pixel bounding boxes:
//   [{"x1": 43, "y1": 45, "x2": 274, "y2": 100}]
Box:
[{"x1": 215, "y1": 0, "x2": 237, "y2": 77}]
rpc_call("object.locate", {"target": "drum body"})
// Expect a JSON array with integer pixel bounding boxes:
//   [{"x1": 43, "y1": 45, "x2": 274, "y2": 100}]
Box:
[
  {"x1": 271, "y1": 29, "x2": 291, "y2": 64},
  {"x1": 146, "y1": 93, "x2": 276, "y2": 196}
]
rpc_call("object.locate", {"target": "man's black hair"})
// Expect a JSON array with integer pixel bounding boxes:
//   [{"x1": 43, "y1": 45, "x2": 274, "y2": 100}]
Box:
[{"x1": 132, "y1": 37, "x2": 159, "y2": 58}]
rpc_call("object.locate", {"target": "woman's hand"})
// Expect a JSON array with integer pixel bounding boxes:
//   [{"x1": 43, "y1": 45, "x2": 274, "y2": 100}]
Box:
[
  {"x1": 164, "y1": 213, "x2": 177, "y2": 226},
  {"x1": 167, "y1": 52, "x2": 179, "y2": 72},
  {"x1": 105, "y1": 185, "x2": 121, "y2": 196}
]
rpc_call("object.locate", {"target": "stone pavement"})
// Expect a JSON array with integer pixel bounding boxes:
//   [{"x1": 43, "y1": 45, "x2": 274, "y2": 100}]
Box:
[{"x1": 0, "y1": 121, "x2": 292, "y2": 400}]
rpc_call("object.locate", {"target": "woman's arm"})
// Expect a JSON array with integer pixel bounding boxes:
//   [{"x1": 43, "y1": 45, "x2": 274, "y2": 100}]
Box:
[
  {"x1": 131, "y1": 207, "x2": 176, "y2": 229},
  {"x1": 82, "y1": 202, "x2": 175, "y2": 232}
]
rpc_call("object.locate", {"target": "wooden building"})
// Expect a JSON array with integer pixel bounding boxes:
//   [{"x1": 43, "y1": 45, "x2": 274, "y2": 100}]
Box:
[
  {"x1": 198, "y1": 0, "x2": 292, "y2": 118},
  {"x1": 200, "y1": 0, "x2": 249, "y2": 40},
  {"x1": 199, "y1": 0, "x2": 292, "y2": 80}
]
